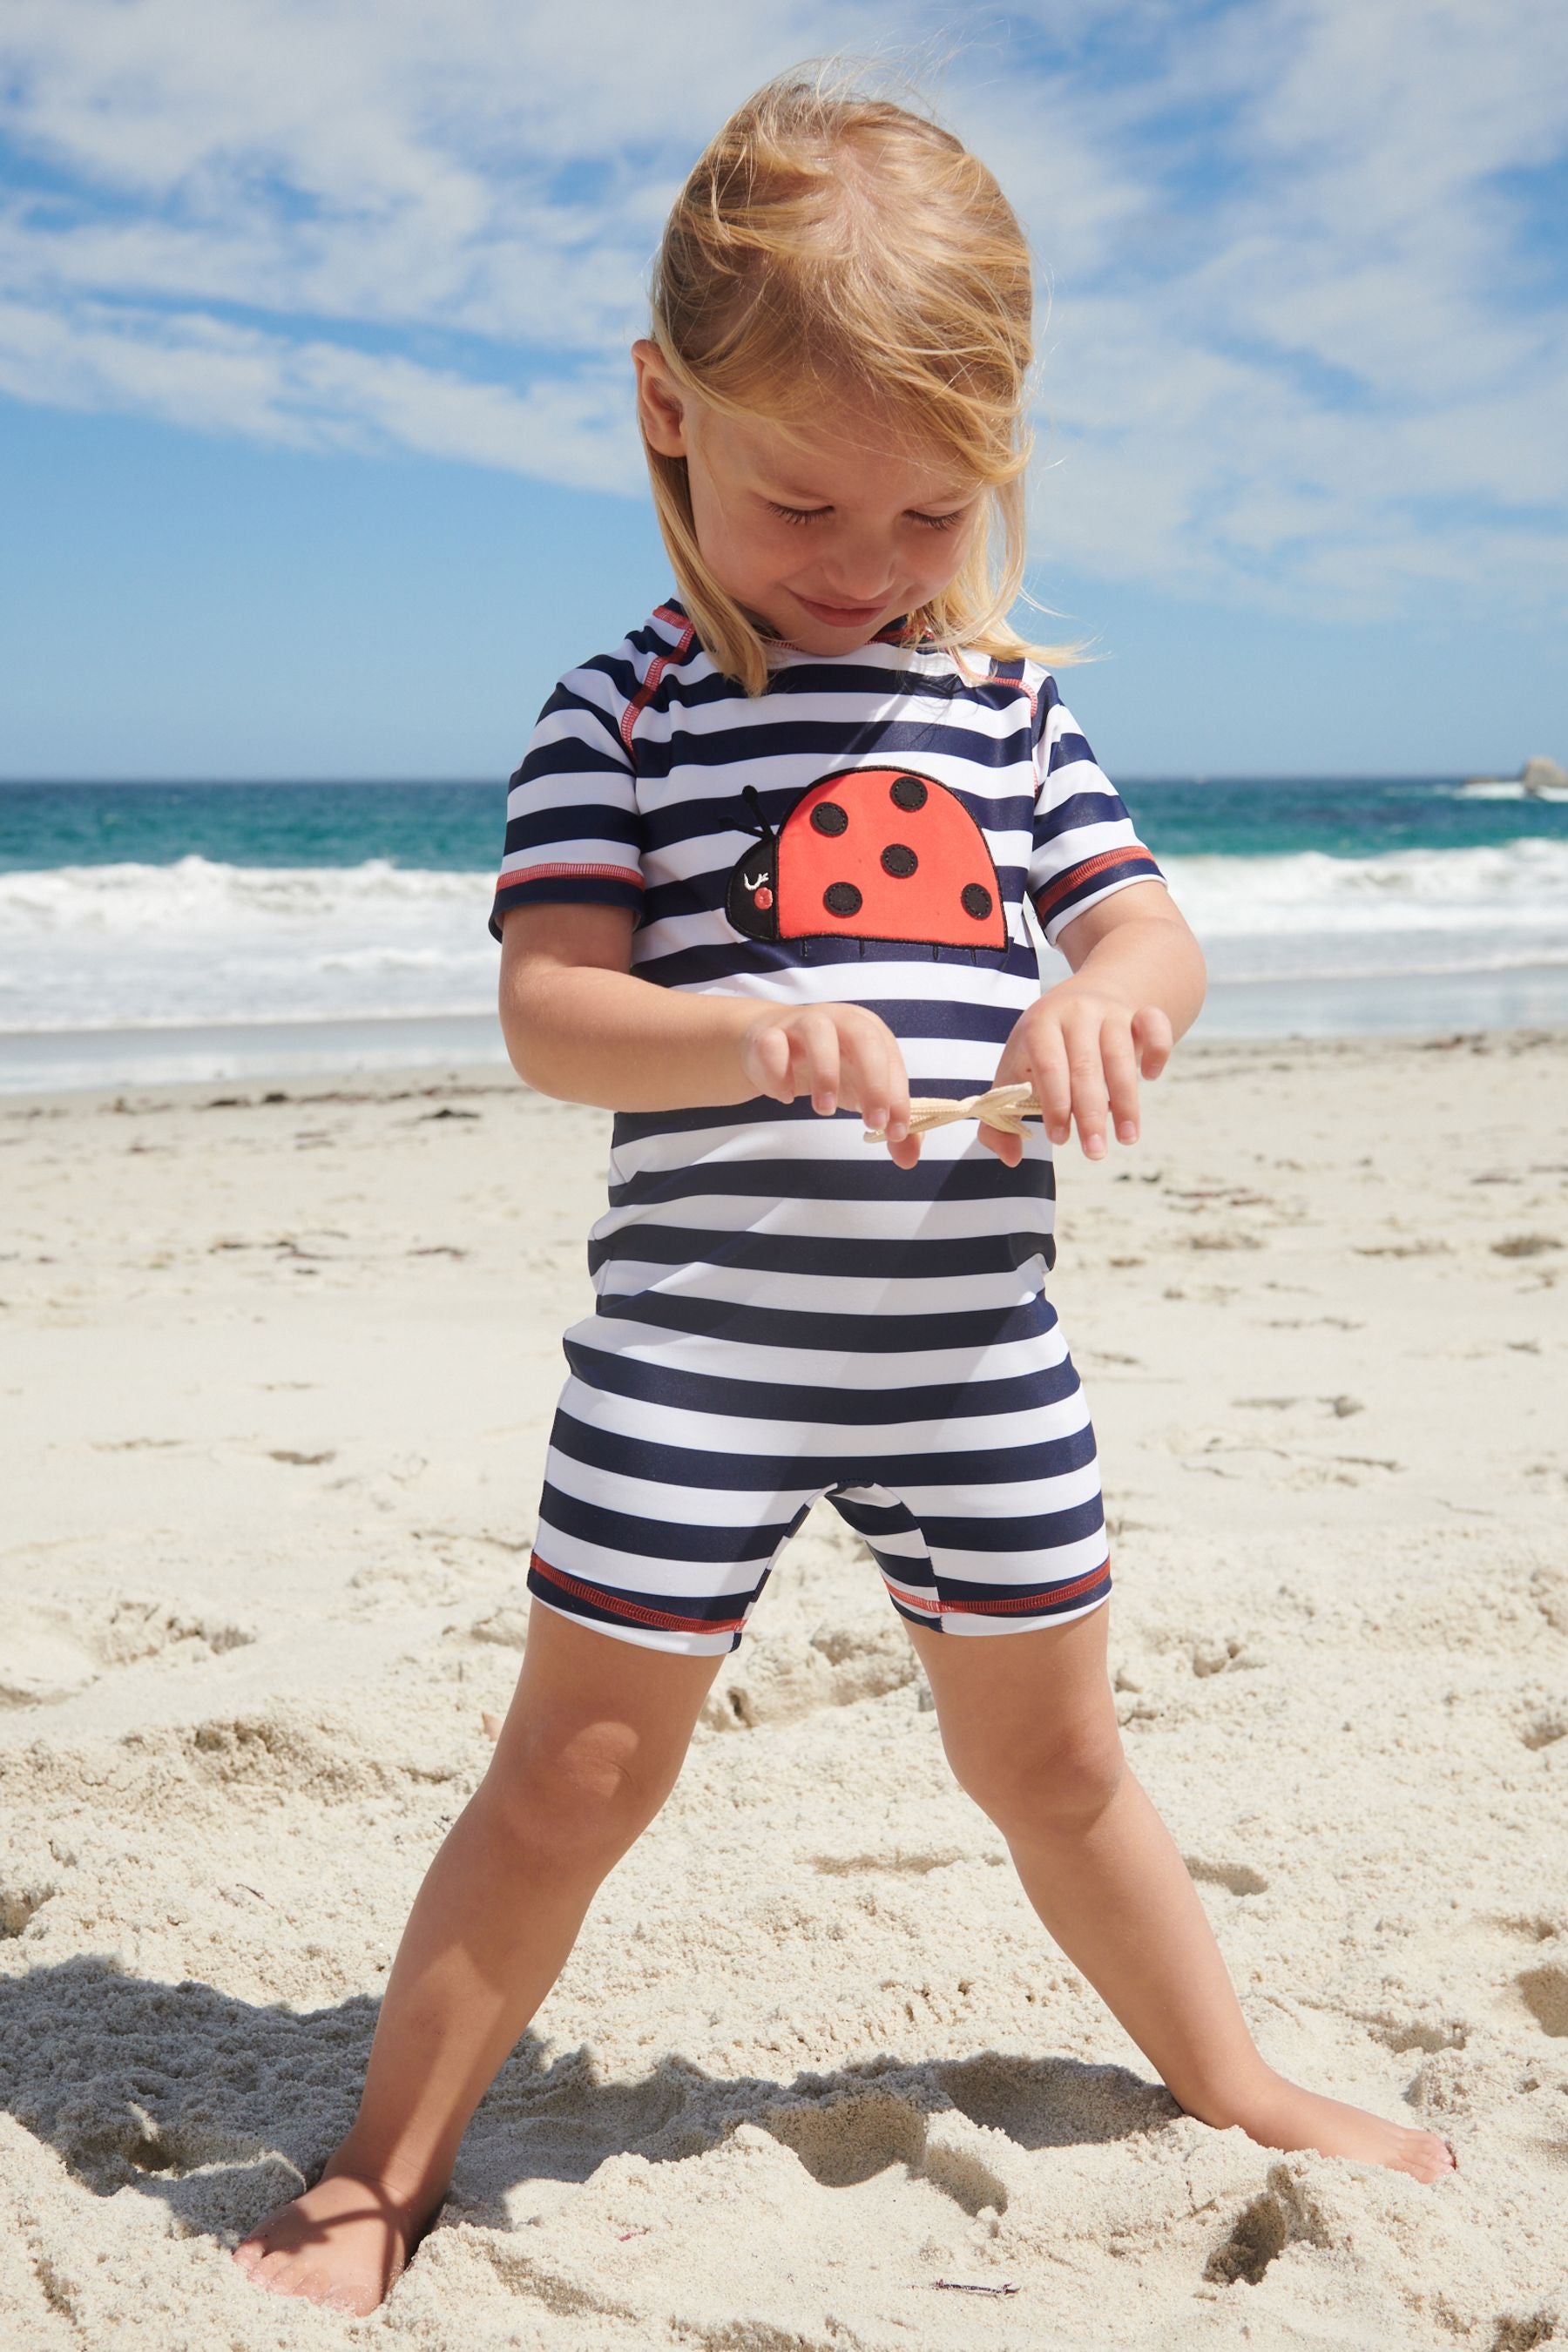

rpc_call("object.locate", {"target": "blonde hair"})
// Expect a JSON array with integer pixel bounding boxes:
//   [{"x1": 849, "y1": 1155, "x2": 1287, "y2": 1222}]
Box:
[{"x1": 639, "y1": 57, "x2": 1084, "y2": 698}]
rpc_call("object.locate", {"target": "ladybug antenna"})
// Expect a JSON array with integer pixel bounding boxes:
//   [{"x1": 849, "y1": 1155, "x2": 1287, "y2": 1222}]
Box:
[{"x1": 739, "y1": 785, "x2": 776, "y2": 843}]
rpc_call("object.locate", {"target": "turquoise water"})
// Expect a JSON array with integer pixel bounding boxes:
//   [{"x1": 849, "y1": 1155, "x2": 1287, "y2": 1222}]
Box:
[{"x1": 3, "y1": 773, "x2": 1565, "y2": 870}]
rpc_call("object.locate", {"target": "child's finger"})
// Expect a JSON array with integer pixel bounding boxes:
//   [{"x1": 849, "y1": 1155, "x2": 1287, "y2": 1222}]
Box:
[
  {"x1": 795, "y1": 1009, "x2": 841, "y2": 1116},
  {"x1": 882, "y1": 1036, "x2": 913, "y2": 1146},
  {"x1": 1027, "y1": 1024, "x2": 1072, "y2": 1146},
  {"x1": 977, "y1": 1118, "x2": 1024, "y2": 1167},
  {"x1": 847, "y1": 1021, "x2": 908, "y2": 1142},
  {"x1": 1132, "y1": 1005, "x2": 1173, "y2": 1079},
  {"x1": 748, "y1": 1020, "x2": 795, "y2": 1101},
  {"x1": 1100, "y1": 1016, "x2": 1141, "y2": 1143},
  {"x1": 1066, "y1": 1029, "x2": 1111, "y2": 1159}
]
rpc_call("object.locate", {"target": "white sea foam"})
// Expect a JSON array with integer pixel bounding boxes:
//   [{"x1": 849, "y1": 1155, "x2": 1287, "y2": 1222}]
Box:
[
  {"x1": 0, "y1": 856, "x2": 497, "y2": 1031},
  {"x1": 2, "y1": 842, "x2": 1567, "y2": 1048},
  {"x1": 1160, "y1": 836, "x2": 1568, "y2": 979}
]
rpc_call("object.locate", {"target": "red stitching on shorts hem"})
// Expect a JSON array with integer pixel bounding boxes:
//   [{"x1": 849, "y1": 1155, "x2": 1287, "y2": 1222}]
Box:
[
  {"x1": 882, "y1": 1558, "x2": 1111, "y2": 1617},
  {"x1": 530, "y1": 1551, "x2": 747, "y2": 1637}
]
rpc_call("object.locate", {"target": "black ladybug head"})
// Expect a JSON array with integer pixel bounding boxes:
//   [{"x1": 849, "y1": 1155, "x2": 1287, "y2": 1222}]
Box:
[{"x1": 726, "y1": 784, "x2": 780, "y2": 941}]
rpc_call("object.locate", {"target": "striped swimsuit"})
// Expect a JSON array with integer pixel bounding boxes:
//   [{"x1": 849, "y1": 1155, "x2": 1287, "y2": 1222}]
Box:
[{"x1": 489, "y1": 598, "x2": 1165, "y2": 1657}]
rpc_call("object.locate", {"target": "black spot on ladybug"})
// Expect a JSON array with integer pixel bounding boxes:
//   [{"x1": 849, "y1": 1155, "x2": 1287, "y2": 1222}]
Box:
[
  {"x1": 881, "y1": 843, "x2": 917, "y2": 878},
  {"x1": 890, "y1": 776, "x2": 928, "y2": 812},
  {"x1": 961, "y1": 882, "x2": 994, "y2": 922},
  {"x1": 823, "y1": 882, "x2": 862, "y2": 917},
  {"x1": 811, "y1": 801, "x2": 848, "y2": 837}
]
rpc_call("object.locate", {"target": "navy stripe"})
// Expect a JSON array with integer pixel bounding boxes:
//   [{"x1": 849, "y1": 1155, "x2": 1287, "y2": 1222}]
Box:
[
  {"x1": 1045, "y1": 729, "x2": 1098, "y2": 774},
  {"x1": 585, "y1": 1221, "x2": 1052, "y2": 1281},
  {"x1": 562, "y1": 1336, "x2": 1083, "y2": 1426},
  {"x1": 628, "y1": 713, "x2": 1031, "y2": 784},
  {"x1": 490, "y1": 873, "x2": 640, "y2": 938},
  {"x1": 606, "y1": 1154, "x2": 1052, "y2": 1210},
  {"x1": 1032, "y1": 790, "x2": 1132, "y2": 847},
  {"x1": 638, "y1": 781, "x2": 1037, "y2": 860},
  {"x1": 917, "y1": 1498, "x2": 1106, "y2": 1551},
  {"x1": 538, "y1": 1478, "x2": 798, "y2": 1565},
  {"x1": 631, "y1": 937, "x2": 1036, "y2": 990},
  {"x1": 549, "y1": 1405, "x2": 1096, "y2": 1491},
  {"x1": 506, "y1": 795, "x2": 641, "y2": 857},
  {"x1": 521, "y1": 679, "x2": 629, "y2": 760},
  {"x1": 594, "y1": 1291, "x2": 1049, "y2": 1355}
]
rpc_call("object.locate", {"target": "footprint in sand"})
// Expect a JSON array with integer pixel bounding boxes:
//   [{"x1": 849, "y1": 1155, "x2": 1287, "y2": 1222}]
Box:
[
  {"x1": 1360, "y1": 2014, "x2": 1468, "y2": 2056},
  {"x1": 1516, "y1": 1963, "x2": 1568, "y2": 2038},
  {"x1": 702, "y1": 1625, "x2": 920, "y2": 1732},
  {"x1": 0, "y1": 1882, "x2": 57, "y2": 1938},
  {"x1": 808, "y1": 1849, "x2": 976, "y2": 1878},
  {"x1": 1184, "y1": 1856, "x2": 1269, "y2": 1897},
  {"x1": 760, "y1": 2090, "x2": 1010, "y2": 2218},
  {"x1": 1204, "y1": 2166, "x2": 1327, "y2": 2288},
  {"x1": 0, "y1": 1597, "x2": 254, "y2": 1707}
]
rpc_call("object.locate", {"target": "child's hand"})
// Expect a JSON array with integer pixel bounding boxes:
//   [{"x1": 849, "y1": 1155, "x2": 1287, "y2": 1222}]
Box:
[
  {"x1": 980, "y1": 984, "x2": 1173, "y2": 1167},
  {"x1": 740, "y1": 1003, "x2": 922, "y2": 1167}
]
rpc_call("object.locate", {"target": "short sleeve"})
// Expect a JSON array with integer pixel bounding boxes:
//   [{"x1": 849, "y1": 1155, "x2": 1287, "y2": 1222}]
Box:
[
  {"x1": 1028, "y1": 678, "x2": 1165, "y2": 949},
  {"x1": 487, "y1": 666, "x2": 644, "y2": 943}
]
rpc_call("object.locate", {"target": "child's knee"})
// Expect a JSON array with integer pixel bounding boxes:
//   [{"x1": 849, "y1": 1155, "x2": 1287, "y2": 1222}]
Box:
[
  {"x1": 479, "y1": 1719, "x2": 674, "y2": 1872},
  {"x1": 951, "y1": 1716, "x2": 1125, "y2": 1840}
]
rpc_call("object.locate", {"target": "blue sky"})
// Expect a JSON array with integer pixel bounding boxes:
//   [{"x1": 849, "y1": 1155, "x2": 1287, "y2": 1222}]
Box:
[{"x1": 2, "y1": 0, "x2": 1565, "y2": 781}]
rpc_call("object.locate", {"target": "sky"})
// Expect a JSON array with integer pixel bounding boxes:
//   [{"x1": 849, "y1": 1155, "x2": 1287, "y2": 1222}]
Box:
[{"x1": 1, "y1": 0, "x2": 1565, "y2": 782}]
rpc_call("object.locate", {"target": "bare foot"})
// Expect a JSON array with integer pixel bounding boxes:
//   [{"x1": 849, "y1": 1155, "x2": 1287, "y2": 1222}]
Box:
[
  {"x1": 1220, "y1": 2068, "x2": 1456, "y2": 2183},
  {"x1": 231, "y1": 2170, "x2": 441, "y2": 2315}
]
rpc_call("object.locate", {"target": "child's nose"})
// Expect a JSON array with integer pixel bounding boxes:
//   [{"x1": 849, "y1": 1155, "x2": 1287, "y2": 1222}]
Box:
[
  {"x1": 817, "y1": 574, "x2": 896, "y2": 605},
  {"x1": 814, "y1": 531, "x2": 897, "y2": 606}
]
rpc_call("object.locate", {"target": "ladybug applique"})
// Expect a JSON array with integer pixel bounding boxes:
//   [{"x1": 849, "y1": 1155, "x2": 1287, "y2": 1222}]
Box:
[{"x1": 726, "y1": 767, "x2": 1005, "y2": 954}]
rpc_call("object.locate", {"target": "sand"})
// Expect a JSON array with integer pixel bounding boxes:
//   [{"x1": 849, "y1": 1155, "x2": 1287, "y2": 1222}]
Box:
[{"x1": 1, "y1": 1029, "x2": 1565, "y2": 2349}]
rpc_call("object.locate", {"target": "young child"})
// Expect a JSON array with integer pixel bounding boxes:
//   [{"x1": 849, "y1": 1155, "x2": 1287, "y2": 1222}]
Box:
[{"x1": 234, "y1": 64, "x2": 1455, "y2": 2318}]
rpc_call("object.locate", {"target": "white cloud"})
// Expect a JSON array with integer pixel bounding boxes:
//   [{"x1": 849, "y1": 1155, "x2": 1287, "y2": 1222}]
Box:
[{"x1": 1, "y1": 0, "x2": 1565, "y2": 614}]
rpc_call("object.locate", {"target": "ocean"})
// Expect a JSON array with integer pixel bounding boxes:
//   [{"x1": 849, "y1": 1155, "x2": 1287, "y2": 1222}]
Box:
[{"x1": 3, "y1": 774, "x2": 1566, "y2": 1094}]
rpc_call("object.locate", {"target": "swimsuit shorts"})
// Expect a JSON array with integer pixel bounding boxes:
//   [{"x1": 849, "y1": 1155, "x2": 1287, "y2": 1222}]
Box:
[{"x1": 526, "y1": 1288, "x2": 1112, "y2": 1658}]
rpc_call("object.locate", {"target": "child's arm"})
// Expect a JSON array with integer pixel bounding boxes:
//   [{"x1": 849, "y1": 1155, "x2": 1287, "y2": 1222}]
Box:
[
  {"x1": 497, "y1": 902, "x2": 922, "y2": 1162},
  {"x1": 982, "y1": 880, "x2": 1206, "y2": 1167}
]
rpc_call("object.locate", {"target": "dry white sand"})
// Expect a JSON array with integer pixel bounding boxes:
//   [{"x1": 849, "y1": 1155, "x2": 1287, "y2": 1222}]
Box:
[{"x1": 2, "y1": 1030, "x2": 1565, "y2": 2349}]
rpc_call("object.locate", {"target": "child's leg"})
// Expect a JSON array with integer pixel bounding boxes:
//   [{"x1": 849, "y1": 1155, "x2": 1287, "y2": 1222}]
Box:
[
  {"x1": 907, "y1": 1605, "x2": 1455, "y2": 2183},
  {"x1": 232, "y1": 1602, "x2": 724, "y2": 2314}
]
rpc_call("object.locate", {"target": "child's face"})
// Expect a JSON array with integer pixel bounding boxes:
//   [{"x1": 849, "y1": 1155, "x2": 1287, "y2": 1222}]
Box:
[{"x1": 633, "y1": 339, "x2": 983, "y2": 653}]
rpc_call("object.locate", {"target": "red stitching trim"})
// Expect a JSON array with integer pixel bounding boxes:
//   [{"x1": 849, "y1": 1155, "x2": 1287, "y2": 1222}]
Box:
[
  {"x1": 989, "y1": 657, "x2": 1037, "y2": 723},
  {"x1": 620, "y1": 619, "x2": 699, "y2": 761},
  {"x1": 494, "y1": 862, "x2": 643, "y2": 890},
  {"x1": 530, "y1": 1551, "x2": 748, "y2": 1637},
  {"x1": 1033, "y1": 848, "x2": 1158, "y2": 922},
  {"x1": 882, "y1": 1558, "x2": 1110, "y2": 1617}
]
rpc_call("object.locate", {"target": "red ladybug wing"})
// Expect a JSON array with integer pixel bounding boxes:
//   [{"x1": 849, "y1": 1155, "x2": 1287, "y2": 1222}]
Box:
[{"x1": 775, "y1": 767, "x2": 1005, "y2": 950}]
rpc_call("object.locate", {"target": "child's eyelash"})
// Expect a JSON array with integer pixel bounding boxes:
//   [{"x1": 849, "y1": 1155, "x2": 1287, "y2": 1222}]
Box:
[{"x1": 767, "y1": 502, "x2": 964, "y2": 532}]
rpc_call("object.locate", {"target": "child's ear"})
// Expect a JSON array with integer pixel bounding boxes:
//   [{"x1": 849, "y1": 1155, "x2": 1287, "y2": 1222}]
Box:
[{"x1": 632, "y1": 340, "x2": 688, "y2": 457}]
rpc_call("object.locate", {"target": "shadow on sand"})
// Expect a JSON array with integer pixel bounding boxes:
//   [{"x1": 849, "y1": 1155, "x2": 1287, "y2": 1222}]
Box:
[{"x1": 0, "y1": 1952, "x2": 1179, "y2": 2242}]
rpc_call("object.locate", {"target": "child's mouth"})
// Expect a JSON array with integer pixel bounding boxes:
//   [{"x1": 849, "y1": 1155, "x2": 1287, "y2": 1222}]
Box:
[{"x1": 796, "y1": 593, "x2": 889, "y2": 626}]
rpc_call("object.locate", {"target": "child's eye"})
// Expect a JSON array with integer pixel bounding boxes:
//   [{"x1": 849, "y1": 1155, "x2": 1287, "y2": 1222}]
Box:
[{"x1": 766, "y1": 502, "x2": 970, "y2": 531}]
